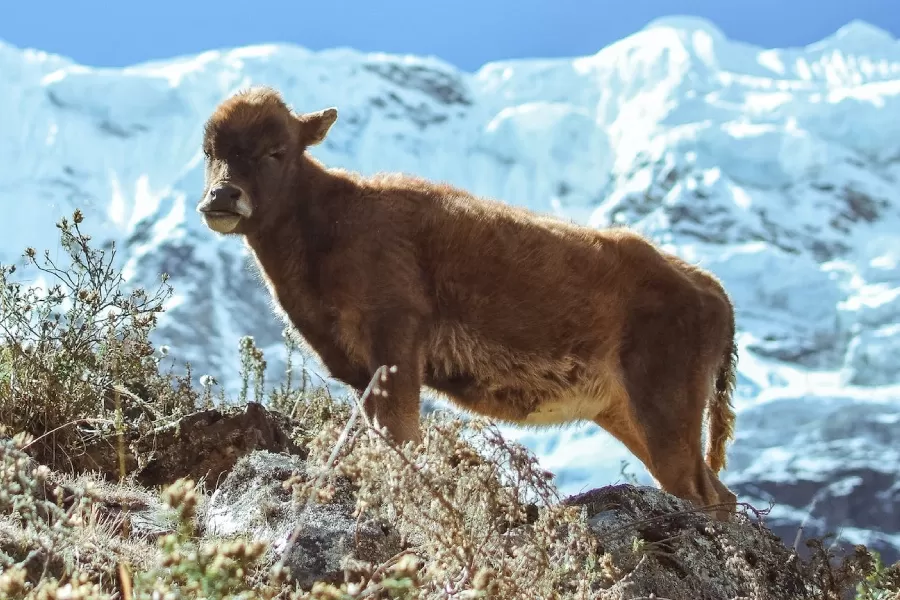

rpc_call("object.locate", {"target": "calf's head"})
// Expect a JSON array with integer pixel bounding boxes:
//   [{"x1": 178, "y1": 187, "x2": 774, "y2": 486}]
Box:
[{"x1": 197, "y1": 86, "x2": 338, "y2": 235}]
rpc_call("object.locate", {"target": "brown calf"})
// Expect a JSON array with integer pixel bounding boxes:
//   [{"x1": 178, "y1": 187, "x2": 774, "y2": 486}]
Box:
[{"x1": 196, "y1": 86, "x2": 739, "y2": 519}]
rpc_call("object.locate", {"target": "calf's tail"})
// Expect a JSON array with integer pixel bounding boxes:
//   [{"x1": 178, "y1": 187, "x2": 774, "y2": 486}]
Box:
[{"x1": 706, "y1": 307, "x2": 738, "y2": 474}]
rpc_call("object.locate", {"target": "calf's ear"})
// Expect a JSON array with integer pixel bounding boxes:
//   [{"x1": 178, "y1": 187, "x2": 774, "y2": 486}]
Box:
[{"x1": 295, "y1": 107, "x2": 338, "y2": 146}]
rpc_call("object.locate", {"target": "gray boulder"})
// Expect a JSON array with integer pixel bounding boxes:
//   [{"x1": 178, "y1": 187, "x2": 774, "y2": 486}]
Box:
[
  {"x1": 203, "y1": 450, "x2": 403, "y2": 589},
  {"x1": 565, "y1": 484, "x2": 865, "y2": 600}
]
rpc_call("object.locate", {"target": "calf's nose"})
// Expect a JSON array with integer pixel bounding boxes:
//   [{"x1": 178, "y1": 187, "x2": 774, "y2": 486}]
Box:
[{"x1": 209, "y1": 184, "x2": 242, "y2": 202}]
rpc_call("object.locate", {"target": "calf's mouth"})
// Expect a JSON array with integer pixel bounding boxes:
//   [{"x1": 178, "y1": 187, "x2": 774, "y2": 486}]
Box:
[
  {"x1": 198, "y1": 186, "x2": 253, "y2": 233},
  {"x1": 201, "y1": 210, "x2": 244, "y2": 233}
]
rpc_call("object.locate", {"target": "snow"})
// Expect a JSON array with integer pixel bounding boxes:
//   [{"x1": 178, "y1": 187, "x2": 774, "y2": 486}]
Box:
[{"x1": 2, "y1": 16, "x2": 899, "y2": 556}]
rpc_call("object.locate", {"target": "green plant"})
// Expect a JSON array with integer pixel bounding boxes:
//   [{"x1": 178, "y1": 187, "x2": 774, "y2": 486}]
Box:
[
  {"x1": 268, "y1": 328, "x2": 316, "y2": 419},
  {"x1": 856, "y1": 550, "x2": 900, "y2": 600},
  {"x1": 238, "y1": 335, "x2": 267, "y2": 405}
]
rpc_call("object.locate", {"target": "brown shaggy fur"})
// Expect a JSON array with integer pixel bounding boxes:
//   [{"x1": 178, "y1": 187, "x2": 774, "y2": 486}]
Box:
[{"x1": 197, "y1": 86, "x2": 740, "y2": 519}]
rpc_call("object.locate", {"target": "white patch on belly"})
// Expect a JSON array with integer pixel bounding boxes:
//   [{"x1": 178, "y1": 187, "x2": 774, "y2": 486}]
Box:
[
  {"x1": 521, "y1": 392, "x2": 601, "y2": 425},
  {"x1": 521, "y1": 367, "x2": 625, "y2": 426}
]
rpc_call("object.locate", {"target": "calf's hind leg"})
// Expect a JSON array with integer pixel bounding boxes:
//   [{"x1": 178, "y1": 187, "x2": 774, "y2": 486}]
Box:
[{"x1": 614, "y1": 302, "x2": 737, "y2": 521}]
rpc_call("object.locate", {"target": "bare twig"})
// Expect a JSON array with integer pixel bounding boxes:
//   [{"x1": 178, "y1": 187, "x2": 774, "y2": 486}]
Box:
[
  {"x1": 595, "y1": 500, "x2": 769, "y2": 544},
  {"x1": 365, "y1": 548, "x2": 419, "y2": 588},
  {"x1": 274, "y1": 366, "x2": 385, "y2": 572},
  {"x1": 347, "y1": 369, "x2": 462, "y2": 523},
  {"x1": 21, "y1": 417, "x2": 115, "y2": 450}
]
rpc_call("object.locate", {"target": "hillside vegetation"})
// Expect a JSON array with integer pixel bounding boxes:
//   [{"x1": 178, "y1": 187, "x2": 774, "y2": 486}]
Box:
[{"x1": 1, "y1": 212, "x2": 897, "y2": 599}]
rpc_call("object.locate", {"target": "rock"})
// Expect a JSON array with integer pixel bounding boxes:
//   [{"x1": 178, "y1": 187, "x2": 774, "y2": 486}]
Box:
[
  {"x1": 564, "y1": 484, "x2": 863, "y2": 600},
  {"x1": 74, "y1": 402, "x2": 304, "y2": 489},
  {"x1": 203, "y1": 450, "x2": 403, "y2": 589}
]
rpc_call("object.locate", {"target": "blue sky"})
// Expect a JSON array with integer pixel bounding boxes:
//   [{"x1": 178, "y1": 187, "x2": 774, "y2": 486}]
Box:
[{"x1": 2, "y1": 0, "x2": 899, "y2": 72}]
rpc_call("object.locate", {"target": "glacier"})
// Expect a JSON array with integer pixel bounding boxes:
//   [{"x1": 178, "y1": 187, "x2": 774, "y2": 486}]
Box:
[{"x1": 1, "y1": 15, "x2": 899, "y2": 561}]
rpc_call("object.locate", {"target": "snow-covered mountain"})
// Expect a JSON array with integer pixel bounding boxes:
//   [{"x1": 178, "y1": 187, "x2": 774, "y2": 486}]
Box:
[{"x1": 2, "y1": 16, "x2": 899, "y2": 562}]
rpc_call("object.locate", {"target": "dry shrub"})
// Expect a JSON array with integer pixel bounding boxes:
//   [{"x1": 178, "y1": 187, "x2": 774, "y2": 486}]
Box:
[
  {"x1": 0, "y1": 434, "x2": 275, "y2": 600},
  {"x1": 128, "y1": 478, "x2": 278, "y2": 600},
  {"x1": 803, "y1": 537, "x2": 900, "y2": 600},
  {"x1": 237, "y1": 330, "x2": 346, "y2": 447},
  {"x1": 0, "y1": 433, "x2": 152, "y2": 599},
  {"x1": 0, "y1": 211, "x2": 199, "y2": 472},
  {"x1": 287, "y1": 367, "x2": 604, "y2": 599}
]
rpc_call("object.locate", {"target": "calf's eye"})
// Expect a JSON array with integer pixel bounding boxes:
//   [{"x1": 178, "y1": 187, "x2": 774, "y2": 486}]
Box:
[{"x1": 267, "y1": 149, "x2": 285, "y2": 162}]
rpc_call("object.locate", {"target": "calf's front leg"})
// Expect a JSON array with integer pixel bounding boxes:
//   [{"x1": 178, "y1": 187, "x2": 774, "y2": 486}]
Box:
[{"x1": 362, "y1": 311, "x2": 426, "y2": 446}]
